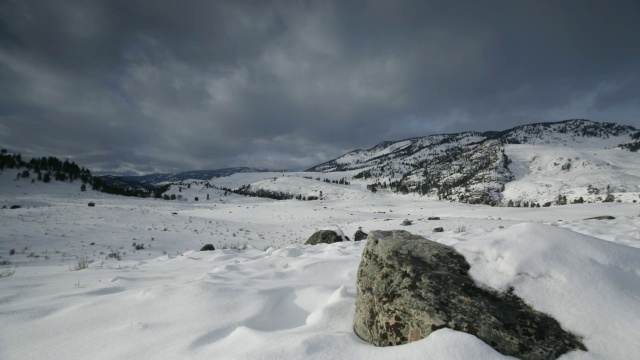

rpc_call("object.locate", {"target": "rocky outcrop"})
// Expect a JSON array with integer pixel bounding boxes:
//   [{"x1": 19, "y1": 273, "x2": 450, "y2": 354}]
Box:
[
  {"x1": 305, "y1": 230, "x2": 344, "y2": 245},
  {"x1": 353, "y1": 230, "x2": 586, "y2": 360},
  {"x1": 354, "y1": 229, "x2": 368, "y2": 241}
]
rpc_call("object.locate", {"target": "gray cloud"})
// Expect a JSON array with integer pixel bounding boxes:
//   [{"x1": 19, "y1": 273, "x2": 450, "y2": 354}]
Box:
[{"x1": 1, "y1": 0, "x2": 638, "y2": 174}]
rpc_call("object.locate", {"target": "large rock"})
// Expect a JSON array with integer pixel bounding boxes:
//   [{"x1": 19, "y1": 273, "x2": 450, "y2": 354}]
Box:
[
  {"x1": 305, "y1": 230, "x2": 344, "y2": 245},
  {"x1": 353, "y1": 230, "x2": 586, "y2": 360}
]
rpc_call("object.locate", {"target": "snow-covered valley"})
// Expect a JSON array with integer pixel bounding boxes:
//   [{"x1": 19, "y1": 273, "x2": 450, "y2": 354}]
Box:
[{"x1": 1, "y1": 172, "x2": 639, "y2": 359}]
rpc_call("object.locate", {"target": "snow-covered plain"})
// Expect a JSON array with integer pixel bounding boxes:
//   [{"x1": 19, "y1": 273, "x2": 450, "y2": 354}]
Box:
[{"x1": 1, "y1": 173, "x2": 639, "y2": 359}]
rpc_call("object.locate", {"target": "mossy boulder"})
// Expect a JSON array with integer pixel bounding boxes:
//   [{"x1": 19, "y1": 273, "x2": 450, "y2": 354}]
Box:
[{"x1": 353, "y1": 230, "x2": 586, "y2": 360}]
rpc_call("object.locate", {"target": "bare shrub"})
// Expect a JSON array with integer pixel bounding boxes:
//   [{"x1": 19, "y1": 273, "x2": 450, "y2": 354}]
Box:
[
  {"x1": 454, "y1": 226, "x2": 467, "y2": 234},
  {"x1": 70, "y1": 254, "x2": 89, "y2": 271},
  {"x1": 1, "y1": 267, "x2": 16, "y2": 278}
]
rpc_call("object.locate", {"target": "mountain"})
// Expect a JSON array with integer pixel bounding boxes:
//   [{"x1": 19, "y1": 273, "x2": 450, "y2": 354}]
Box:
[
  {"x1": 123, "y1": 167, "x2": 275, "y2": 184},
  {"x1": 307, "y1": 119, "x2": 640, "y2": 205}
]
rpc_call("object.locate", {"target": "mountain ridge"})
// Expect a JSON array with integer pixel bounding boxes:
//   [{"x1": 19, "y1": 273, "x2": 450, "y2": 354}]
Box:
[
  {"x1": 306, "y1": 119, "x2": 640, "y2": 205},
  {"x1": 307, "y1": 119, "x2": 638, "y2": 173},
  {"x1": 123, "y1": 167, "x2": 276, "y2": 184}
]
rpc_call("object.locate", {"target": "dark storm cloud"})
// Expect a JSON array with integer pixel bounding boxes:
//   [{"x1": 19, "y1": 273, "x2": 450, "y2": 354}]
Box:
[{"x1": 1, "y1": 0, "x2": 638, "y2": 174}]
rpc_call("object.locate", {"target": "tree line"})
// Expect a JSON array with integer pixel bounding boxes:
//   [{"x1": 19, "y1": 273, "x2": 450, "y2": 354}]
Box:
[
  {"x1": 0, "y1": 150, "x2": 169, "y2": 198},
  {"x1": 1, "y1": 149, "x2": 91, "y2": 184}
]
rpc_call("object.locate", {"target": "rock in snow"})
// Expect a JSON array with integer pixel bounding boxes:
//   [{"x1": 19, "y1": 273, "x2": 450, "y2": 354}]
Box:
[
  {"x1": 305, "y1": 230, "x2": 344, "y2": 245},
  {"x1": 199, "y1": 244, "x2": 215, "y2": 251},
  {"x1": 353, "y1": 229, "x2": 368, "y2": 241},
  {"x1": 353, "y1": 230, "x2": 586, "y2": 360},
  {"x1": 584, "y1": 215, "x2": 615, "y2": 220}
]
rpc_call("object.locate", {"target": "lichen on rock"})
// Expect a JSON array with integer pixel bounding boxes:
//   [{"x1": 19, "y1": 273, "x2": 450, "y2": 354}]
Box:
[{"x1": 353, "y1": 230, "x2": 586, "y2": 360}]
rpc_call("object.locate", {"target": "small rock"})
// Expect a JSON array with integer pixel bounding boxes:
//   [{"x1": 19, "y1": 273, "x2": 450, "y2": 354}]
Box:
[
  {"x1": 354, "y1": 229, "x2": 368, "y2": 241},
  {"x1": 87, "y1": 202, "x2": 95, "y2": 207},
  {"x1": 433, "y1": 227, "x2": 444, "y2": 232},
  {"x1": 584, "y1": 215, "x2": 615, "y2": 220},
  {"x1": 200, "y1": 244, "x2": 215, "y2": 251},
  {"x1": 10, "y1": 205, "x2": 21, "y2": 209},
  {"x1": 427, "y1": 216, "x2": 440, "y2": 220},
  {"x1": 305, "y1": 230, "x2": 344, "y2": 245},
  {"x1": 401, "y1": 219, "x2": 412, "y2": 226}
]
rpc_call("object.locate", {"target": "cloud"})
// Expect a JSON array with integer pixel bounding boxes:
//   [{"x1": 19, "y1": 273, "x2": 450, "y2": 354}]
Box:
[{"x1": 1, "y1": 0, "x2": 638, "y2": 174}]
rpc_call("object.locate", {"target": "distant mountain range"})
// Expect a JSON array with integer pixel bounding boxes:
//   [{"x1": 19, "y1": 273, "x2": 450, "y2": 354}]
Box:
[
  {"x1": 94, "y1": 119, "x2": 640, "y2": 205},
  {"x1": 123, "y1": 167, "x2": 274, "y2": 184},
  {"x1": 92, "y1": 167, "x2": 275, "y2": 193},
  {"x1": 307, "y1": 119, "x2": 640, "y2": 205}
]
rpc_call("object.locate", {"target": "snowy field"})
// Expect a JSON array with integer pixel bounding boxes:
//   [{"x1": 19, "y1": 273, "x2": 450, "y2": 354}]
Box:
[
  {"x1": 1, "y1": 173, "x2": 640, "y2": 359},
  {"x1": 504, "y1": 145, "x2": 640, "y2": 205}
]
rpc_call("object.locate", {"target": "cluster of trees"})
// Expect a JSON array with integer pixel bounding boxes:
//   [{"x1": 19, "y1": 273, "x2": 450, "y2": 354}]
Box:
[
  {"x1": 353, "y1": 170, "x2": 373, "y2": 179},
  {"x1": 322, "y1": 177, "x2": 349, "y2": 185},
  {"x1": 220, "y1": 184, "x2": 295, "y2": 200},
  {"x1": 1, "y1": 150, "x2": 172, "y2": 199},
  {"x1": 381, "y1": 142, "x2": 509, "y2": 202},
  {"x1": 505, "y1": 192, "x2": 615, "y2": 207},
  {"x1": 295, "y1": 194, "x2": 319, "y2": 201},
  {"x1": 0, "y1": 150, "x2": 92, "y2": 184},
  {"x1": 91, "y1": 177, "x2": 170, "y2": 198},
  {"x1": 365, "y1": 181, "x2": 388, "y2": 193},
  {"x1": 620, "y1": 131, "x2": 640, "y2": 152},
  {"x1": 506, "y1": 200, "x2": 542, "y2": 208},
  {"x1": 215, "y1": 184, "x2": 322, "y2": 201},
  {"x1": 302, "y1": 176, "x2": 350, "y2": 185},
  {"x1": 619, "y1": 140, "x2": 640, "y2": 152}
]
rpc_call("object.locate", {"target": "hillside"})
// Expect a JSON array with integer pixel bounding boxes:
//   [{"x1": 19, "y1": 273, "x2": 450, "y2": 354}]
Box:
[
  {"x1": 2, "y1": 166, "x2": 640, "y2": 360},
  {"x1": 307, "y1": 119, "x2": 640, "y2": 205}
]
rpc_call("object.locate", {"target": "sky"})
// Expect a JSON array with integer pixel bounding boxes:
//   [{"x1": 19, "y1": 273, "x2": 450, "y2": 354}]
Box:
[{"x1": 1, "y1": 0, "x2": 639, "y2": 175}]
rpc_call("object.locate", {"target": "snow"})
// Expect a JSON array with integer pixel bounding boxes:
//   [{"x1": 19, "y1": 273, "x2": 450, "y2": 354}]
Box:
[
  {"x1": 504, "y1": 145, "x2": 640, "y2": 204},
  {"x1": 1, "y1": 172, "x2": 640, "y2": 359},
  {"x1": 456, "y1": 223, "x2": 640, "y2": 360}
]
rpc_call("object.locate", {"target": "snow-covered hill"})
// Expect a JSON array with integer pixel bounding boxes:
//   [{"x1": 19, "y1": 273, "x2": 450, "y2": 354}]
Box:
[
  {"x1": 2, "y1": 170, "x2": 640, "y2": 359},
  {"x1": 503, "y1": 145, "x2": 640, "y2": 205},
  {"x1": 307, "y1": 119, "x2": 640, "y2": 205}
]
